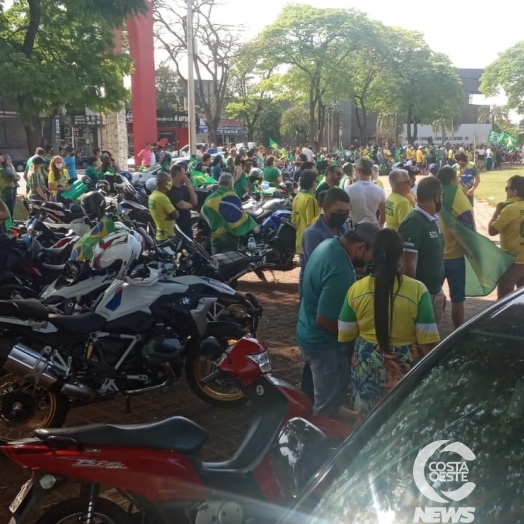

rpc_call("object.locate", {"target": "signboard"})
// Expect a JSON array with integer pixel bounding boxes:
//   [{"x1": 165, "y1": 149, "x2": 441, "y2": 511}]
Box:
[
  {"x1": 72, "y1": 114, "x2": 102, "y2": 126},
  {"x1": 199, "y1": 118, "x2": 243, "y2": 136}
]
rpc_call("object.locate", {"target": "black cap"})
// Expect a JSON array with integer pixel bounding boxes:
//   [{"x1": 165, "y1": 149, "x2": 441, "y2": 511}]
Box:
[
  {"x1": 353, "y1": 222, "x2": 381, "y2": 246},
  {"x1": 32, "y1": 156, "x2": 45, "y2": 165}
]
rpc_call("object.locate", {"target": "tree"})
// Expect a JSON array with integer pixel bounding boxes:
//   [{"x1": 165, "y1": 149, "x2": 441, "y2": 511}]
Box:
[
  {"x1": 480, "y1": 41, "x2": 524, "y2": 114},
  {"x1": 155, "y1": 64, "x2": 184, "y2": 112},
  {"x1": 226, "y1": 40, "x2": 275, "y2": 141},
  {"x1": 153, "y1": 0, "x2": 238, "y2": 145},
  {"x1": 258, "y1": 4, "x2": 373, "y2": 149},
  {"x1": 371, "y1": 29, "x2": 463, "y2": 143},
  {"x1": 0, "y1": 0, "x2": 145, "y2": 152},
  {"x1": 254, "y1": 101, "x2": 282, "y2": 147},
  {"x1": 477, "y1": 105, "x2": 510, "y2": 127},
  {"x1": 280, "y1": 106, "x2": 309, "y2": 145},
  {"x1": 432, "y1": 118, "x2": 460, "y2": 144}
]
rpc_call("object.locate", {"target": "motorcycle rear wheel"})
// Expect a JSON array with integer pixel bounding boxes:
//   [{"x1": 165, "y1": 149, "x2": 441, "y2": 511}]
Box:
[
  {"x1": 0, "y1": 374, "x2": 68, "y2": 442},
  {"x1": 35, "y1": 497, "x2": 130, "y2": 524},
  {"x1": 185, "y1": 342, "x2": 247, "y2": 407}
]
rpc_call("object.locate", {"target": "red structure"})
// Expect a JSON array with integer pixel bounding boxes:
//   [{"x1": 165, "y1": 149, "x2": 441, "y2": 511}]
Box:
[{"x1": 126, "y1": 1, "x2": 158, "y2": 165}]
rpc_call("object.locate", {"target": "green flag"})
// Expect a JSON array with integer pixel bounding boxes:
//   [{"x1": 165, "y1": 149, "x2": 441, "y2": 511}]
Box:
[
  {"x1": 269, "y1": 138, "x2": 280, "y2": 150},
  {"x1": 439, "y1": 205, "x2": 515, "y2": 296},
  {"x1": 499, "y1": 132, "x2": 516, "y2": 151},
  {"x1": 488, "y1": 130, "x2": 501, "y2": 145}
]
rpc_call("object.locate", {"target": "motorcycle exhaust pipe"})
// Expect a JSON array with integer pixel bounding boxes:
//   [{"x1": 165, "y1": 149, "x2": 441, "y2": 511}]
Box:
[
  {"x1": 3, "y1": 343, "x2": 61, "y2": 389},
  {"x1": 3, "y1": 343, "x2": 95, "y2": 398}
]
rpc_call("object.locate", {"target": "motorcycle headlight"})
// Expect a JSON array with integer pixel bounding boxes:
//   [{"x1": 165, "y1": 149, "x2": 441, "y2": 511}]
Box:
[{"x1": 247, "y1": 351, "x2": 272, "y2": 373}]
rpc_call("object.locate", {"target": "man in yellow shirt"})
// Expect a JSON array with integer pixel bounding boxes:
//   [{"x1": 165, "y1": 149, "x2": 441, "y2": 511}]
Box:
[
  {"x1": 438, "y1": 166, "x2": 475, "y2": 329},
  {"x1": 416, "y1": 145, "x2": 426, "y2": 175},
  {"x1": 489, "y1": 175, "x2": 524, "y2": 298},
  {"x1": 386, "y1": 169, "x2": 413, "y2": 230},
  {"x1": 292, "y1": 168, "x2": 320, "y2": 297},
  {"x1": 148, "y1": 171, "x2": 179, "y2": 241}
]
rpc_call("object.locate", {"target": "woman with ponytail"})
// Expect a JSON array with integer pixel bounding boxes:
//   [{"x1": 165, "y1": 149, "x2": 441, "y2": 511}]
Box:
[{"x1": 338, "y1": 228, "x2": 440, "y2": 417}]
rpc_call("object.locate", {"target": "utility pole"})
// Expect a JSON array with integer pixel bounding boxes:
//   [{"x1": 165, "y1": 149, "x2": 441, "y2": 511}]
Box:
[{"x1": 186, "y1": 0, "x2": 197, "y2": 157}]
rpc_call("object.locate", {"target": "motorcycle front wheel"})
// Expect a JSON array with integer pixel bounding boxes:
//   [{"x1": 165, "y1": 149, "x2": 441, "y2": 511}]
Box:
[
  {"x1": 0, "y1": 374, "x2": 68, "y2": 442},
  {"x1": 35, "y1": 497, "x2": 130, "y2": 524},
  {"x1": 185, "y1": 340, "x2": 246, "y2": 407}
]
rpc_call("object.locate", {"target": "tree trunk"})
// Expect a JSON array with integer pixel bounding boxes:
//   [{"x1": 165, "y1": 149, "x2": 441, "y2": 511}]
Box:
[
  {"x1": 23, "y1": 122, "x2": 40, "y2": 155},
  {"x1": 406, "y1": 105, "x2": 413, "y2": 144},
  {"x1": 361, "y1": 103, "x2": 368, "y2": 145},
  {"x1": 318, "y1": 103, "x2": 326, "y2": 148},
  {"x1": 413, "y1": 121, "x2": 418, "y2": 143},
  {"x1": 354, "y1": 103, "x2": 363, "y2": 146},
  {"x1": 308, "y1": 85, "x2": 315, "y2": 147}
]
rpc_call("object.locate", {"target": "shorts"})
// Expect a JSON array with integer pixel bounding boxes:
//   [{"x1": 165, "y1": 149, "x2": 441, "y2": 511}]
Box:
[
  {"x1": 417, "y1": 162, "x2": 424, "y2": 169},
  {"x1": 444, "y1": 257, "x2": 466, "y2": 304}
]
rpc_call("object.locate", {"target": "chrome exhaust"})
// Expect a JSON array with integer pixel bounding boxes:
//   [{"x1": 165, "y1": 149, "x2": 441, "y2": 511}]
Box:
[
  {"x1": 3, "y1": 343, "x2": 95, "y2": 398},
  {"x1": 3, "y1": 343, "x2": 61, "y2": 389}
]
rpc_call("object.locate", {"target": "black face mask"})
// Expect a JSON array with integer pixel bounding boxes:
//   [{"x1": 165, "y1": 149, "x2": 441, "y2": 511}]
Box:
[
  {"x1": 435, "y1": 198, "x2": 442, "y2": 213},
  {"x1": 327, "y1": 211, "x2": 349, "y2": 229}
]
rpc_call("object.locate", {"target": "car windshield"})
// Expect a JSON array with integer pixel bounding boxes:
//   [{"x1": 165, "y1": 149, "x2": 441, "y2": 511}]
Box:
[{"x1": 302, "y1": 328, "x2": 524, "y2": 524}]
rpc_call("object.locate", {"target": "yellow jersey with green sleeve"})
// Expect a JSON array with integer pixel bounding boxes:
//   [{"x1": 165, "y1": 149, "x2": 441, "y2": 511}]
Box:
[{"x1": 338, "y1": 275, "x2": 440, "y2": 346}]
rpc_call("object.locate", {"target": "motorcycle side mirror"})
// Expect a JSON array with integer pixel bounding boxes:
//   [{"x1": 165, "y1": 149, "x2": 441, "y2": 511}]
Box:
[
  {"x1": 81, "y1": 176, "x2": 90, "y2": 186},
  {"x1": 200, "y1": 337, "x2": 222, "y2": 356}
]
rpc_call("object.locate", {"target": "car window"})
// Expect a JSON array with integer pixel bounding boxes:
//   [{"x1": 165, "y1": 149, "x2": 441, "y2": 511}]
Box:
[{"x1": 308, "y1": 331, "x2": 524, "y2": 523}]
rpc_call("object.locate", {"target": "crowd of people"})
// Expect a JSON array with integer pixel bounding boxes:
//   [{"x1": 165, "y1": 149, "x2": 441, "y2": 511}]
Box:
[{"x1": 5, "y1": 137, "x2": 523, "y2": 425}]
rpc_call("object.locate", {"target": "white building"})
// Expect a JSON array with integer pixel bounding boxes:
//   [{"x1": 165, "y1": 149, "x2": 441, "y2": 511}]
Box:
[{"x1": 402, "y1": 123, "x2": 492, "y2": 145}]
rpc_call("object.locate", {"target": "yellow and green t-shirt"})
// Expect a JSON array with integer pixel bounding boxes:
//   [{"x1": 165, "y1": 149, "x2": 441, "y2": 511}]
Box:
[
  {"x1": 291, "y1": 190, "x2": 319, "y2": 254},
  {"x1": 492, "y1": 197, "x2": 524, "y2": 264},
  {"x1": 416, "y1": 149, "x2": 423, "y2": 163},
  {"x1": 148, "y1": 190, "x2": 176, "y2": 241},
  {"x1": 385, "y1": 192, "x2": 412, "y2": 230},
  {"x1": 338, "y1": 275, "x2": 440, "y2": 347},
  {"x1": 440, "y1": 185, "x2": 475, "y2": 259}
]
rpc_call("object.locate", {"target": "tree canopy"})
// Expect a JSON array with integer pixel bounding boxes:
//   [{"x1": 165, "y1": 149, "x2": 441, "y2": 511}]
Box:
[
  {"x1": 0, "y1": 0, "x2": 146, "y2": 151},
  {"x1": 481, "y1": 41, "x2": 524, "y2": 114}
]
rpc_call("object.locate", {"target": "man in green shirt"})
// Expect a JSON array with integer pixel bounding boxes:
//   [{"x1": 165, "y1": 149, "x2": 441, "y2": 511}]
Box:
[
  {"x1": 399, "y1": 176, "x2": 445, "y2": 327},
  {"x1": 296, "y1": 223, "x2": 379, "y2": 418}
]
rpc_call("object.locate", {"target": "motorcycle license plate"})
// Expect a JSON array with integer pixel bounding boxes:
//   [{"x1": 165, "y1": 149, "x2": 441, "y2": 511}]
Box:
[{"x1": 9, "y1": 479, "x2": 34, "y2": 514}]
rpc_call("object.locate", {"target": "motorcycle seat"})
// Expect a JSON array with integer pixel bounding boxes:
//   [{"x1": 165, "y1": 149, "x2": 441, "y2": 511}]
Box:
[
  {"x1": 34, "y1": 416, "x2": 208, "y2": 454},
  {"x1": 0, "y1": 299, "x2": 49, "y2": 320},
  {"x1": 39, "y1": 244, "x2": 71, "y2": 264},
  {"x1": 48, "y1": 312, "x2": 106, "y2": 334},
  {"x1": 42, "y1": 201, "x2": 67, "y2": 211}
]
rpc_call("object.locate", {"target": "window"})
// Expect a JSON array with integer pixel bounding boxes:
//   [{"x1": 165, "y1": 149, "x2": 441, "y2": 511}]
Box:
[{"x1": 309, "y1": 331, "x2": 524, "y2": 523}]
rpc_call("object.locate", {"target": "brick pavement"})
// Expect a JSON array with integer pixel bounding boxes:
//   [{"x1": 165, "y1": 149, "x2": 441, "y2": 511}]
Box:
[{"x1": 0, "y1": 190, "x2": 500, "y2": 520}]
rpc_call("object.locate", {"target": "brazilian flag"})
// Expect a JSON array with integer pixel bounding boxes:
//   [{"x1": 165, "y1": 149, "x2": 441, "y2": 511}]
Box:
[
  {"x1": 201, "y1": 187, "x2": 257, "y2": 248},
  {"x1": 269, "y1": 138, "x2": 280, "y2": 151},
  {"x1": 191, "y1": 170, "x2": 216, "y2": 187},
  {"x1": 70, "y1": 217, "x2": 116, "y2": 263},
  {"x1": 440, "y1": 185, "x2": 515, "y2": 296}
]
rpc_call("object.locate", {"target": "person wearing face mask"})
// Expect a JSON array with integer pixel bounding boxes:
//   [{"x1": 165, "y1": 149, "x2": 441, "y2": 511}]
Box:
[
  {"x1": 148, "y1": 171, "x2": 179, "y2": 241},
  {"x1": 302, "y1": 188, "x2": 351, "y2": 268},
  {"x1": 297, "y1": 222, "x2": 379, "y2": 420},
  {"x1": 48, "y1": 156, "x2": 72, "y2": 199},
  {"x1": 399, "y1": 176, "x2": 446, "y2": 328}
]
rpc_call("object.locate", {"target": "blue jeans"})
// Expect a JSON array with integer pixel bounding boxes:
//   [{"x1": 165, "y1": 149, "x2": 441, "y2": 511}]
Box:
[{"x1": 301, "y1": 346, "x2": 351, "y2": 417}]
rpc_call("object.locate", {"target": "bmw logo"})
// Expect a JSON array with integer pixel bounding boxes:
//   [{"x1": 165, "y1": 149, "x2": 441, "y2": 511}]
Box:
[{"x1": 180, "y1": 297, "x2": 191, "y2": 306}]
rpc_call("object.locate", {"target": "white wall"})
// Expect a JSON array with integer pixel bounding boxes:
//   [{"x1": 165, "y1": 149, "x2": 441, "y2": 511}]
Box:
[{"x1": 402, "y1": 124, "x2": 492, "y2": 144}]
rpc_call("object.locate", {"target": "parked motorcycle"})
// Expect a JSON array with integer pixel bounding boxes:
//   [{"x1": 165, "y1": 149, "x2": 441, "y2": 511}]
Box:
[
  {"x1": 0, "y1": 232, "x2": 76, "y2": 301},
  {"x1": 3, "y1": 335, "x2": 350, "y2": 524},
  {"x1": 0, "y1": 232, "x2": 263, "y2": 441}
]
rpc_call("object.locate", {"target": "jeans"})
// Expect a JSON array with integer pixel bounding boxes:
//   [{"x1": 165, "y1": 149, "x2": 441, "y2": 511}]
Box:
[
  {"x1": 298, "y1": 254, "x2": 305, "y2": 299},
  {"x1": 301, "y1": 346, "x2": 352, "y2": 417}
]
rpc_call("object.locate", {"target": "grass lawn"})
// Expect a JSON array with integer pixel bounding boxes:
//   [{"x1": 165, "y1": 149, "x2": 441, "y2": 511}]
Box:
[{"x1": 474, "y1": 166, "x2": 524, "y2": 207}]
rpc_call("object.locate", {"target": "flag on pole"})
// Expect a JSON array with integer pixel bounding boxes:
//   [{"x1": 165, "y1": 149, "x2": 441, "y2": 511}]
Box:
[
  {"x1": 488, "y1": 130, "x2": 501, "y2": 145},
  {"x1": 269, "y1": 138, "x2": 280, "y2": 151}
]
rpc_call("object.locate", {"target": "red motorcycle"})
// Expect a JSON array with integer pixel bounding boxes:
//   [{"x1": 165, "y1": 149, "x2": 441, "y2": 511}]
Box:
[{"x1": 3, "y1": 336, "x2": 351, "y2": 524}]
